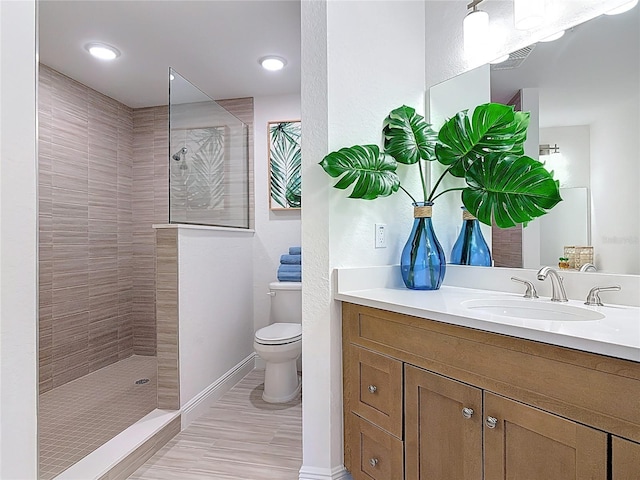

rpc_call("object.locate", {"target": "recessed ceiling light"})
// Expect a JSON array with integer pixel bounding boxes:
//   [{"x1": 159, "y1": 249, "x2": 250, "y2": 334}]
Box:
[
  {"x1": 605, "y1": 0, "x2": 638, "y2": 15},
  {"x1": 490, "y1": 54, "x2": 510, "y2": 64},
  {"x1": 540, "y1": 30, "x2": 565, "y2": 42},
  {"x1": 85, "y1": 42, "x2": 120, "y2": 61},
  {"x1": 259, "y1": 56, "x2": 287, "y2": 71}
]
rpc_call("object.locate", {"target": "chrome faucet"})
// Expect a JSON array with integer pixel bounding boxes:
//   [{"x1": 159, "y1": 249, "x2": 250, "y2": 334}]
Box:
[
  {"x1": 537, "y1": 266, "x2": 568, "y2": 302},
  {"x1": 579, "y1": 263, "x2": 597, "y2": 272},
  {"x1": 585, "y1": 285, "x2": 621, "y2": 306}
]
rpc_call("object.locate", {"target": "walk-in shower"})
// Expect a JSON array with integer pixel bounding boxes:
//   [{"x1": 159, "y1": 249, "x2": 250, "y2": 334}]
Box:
[{"x1": 37, "y1": 64, "x2": 160, "y2": 479}]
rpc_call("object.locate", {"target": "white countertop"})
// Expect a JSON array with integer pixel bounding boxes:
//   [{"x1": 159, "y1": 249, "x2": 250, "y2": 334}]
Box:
[{"x1": 336, "y1": 280, "x2": 640, "y2": 362}]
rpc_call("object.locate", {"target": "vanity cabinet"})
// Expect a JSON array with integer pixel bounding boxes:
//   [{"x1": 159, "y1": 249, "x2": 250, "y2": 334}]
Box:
[
  {"x1": 342, "y1": 302, "x2": 640, "y2": 479},
  {"x1": 613, "y1": 437, "x2": 640, "y2": 479}
]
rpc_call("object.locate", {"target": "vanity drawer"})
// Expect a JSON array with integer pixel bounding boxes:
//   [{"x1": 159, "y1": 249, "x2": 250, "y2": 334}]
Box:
[
  {"x1": 348, "y1": 413, "x2": 404, "y2": 480},
  {"x1": 347, "y1": 344, "x2": 403, "y2": 438}
]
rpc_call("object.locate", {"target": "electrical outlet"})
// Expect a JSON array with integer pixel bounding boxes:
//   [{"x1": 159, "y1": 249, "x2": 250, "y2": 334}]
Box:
[{"x1": 375, "y1": 223, "x2": 387, "y2": 248}]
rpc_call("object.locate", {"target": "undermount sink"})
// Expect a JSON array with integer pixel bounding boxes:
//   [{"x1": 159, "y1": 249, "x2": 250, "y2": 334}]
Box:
[{"x1": 462, "y1": 298, "x2": 605, "y2": 322}]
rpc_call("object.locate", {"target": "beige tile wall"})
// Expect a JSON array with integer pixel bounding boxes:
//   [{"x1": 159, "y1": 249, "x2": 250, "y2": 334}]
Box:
[
  {"x1": 39, "y1": 65, "x2": 136, "y2": 393},
  {"x1": 132, "y1": 107, "x2": 169, "y2": 356},
  {"x1": 40, "y1": 66, "x2": 166, "y2": 392},
  {"x1": 155, "y1": 229, "x2": 180, "y2": 410},
  {"x1": 492, "y1": 224, "x2": 523, "y2": 268}
]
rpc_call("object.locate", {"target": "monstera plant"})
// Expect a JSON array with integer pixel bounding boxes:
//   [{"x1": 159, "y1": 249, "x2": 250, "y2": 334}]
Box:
[{"x1": 319, "y1": 103, "x2": 562, "y2": 289}]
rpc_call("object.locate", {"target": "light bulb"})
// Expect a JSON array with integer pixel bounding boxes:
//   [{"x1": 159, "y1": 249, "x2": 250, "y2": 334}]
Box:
[
  {"x1": 259, "y1": 56, "x2": 287, "y2": 71},
  {"x1": 463, "y1": 9, "x2": 489, "y2": 59},
  {"x1": 85, "y1": 43, "x2": 120, "y2": 61}
]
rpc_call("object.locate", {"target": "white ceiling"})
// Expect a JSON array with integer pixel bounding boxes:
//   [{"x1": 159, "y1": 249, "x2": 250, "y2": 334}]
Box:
[{"x1": 38, "y1": 0, "x2": 301, "y2": 108}]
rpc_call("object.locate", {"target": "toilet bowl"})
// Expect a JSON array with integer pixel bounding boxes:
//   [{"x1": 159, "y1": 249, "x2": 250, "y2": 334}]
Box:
[{"x1": 254, "y1": 281, "x2": 302, "y2": 403}]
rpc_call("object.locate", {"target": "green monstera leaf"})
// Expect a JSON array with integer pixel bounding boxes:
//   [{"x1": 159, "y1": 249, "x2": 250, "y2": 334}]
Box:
[
  {"x1": 319, "y1": 145, "x2": 400, "y2": 200},
  {"x1": 437, "y1": 103, "x2": 529, "y2": 177},
  {"x1": 383, "y1": 105, "x2": 438, "y2": 165},
  {"x1": 461, "y1": 153, "x2": 562, "y2": 228}
]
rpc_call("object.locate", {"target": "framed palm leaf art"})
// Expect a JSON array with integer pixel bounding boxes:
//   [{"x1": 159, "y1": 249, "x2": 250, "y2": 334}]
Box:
[{"x1": 269, "y1": 120, "x2": 301, "y2": 210}]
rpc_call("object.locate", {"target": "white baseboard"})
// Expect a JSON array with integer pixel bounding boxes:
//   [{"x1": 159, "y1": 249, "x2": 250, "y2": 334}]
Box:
[
  {"x1": 298, "y1": 465, "x2": 352, "y2": 480},
  {"x1": 180, "y1": 353, "x2": 256, "y2": 428}
]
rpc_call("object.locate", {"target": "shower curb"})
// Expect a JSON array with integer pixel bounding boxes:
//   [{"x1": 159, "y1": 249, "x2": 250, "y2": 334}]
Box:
[{"x1": 53, "y1": 409, "x2": 180, "y2": 480}]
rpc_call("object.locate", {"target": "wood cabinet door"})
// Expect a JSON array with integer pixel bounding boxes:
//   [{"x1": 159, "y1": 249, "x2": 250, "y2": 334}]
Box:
[
  {"x1": 405, "y1": 365, "x2": 482, "y2": 480},
  {"x1": 347, "y1": 345, "x2": 403, "y2": 438},
  {"x1": 612, "y1": 436, "x2": 640, "y2": 479},
  {"x1": 348, "y1": 413, "x2": 404, "y2": 480},
  {"x1": 484, "y1": 392, "x2": 607, "y2": 480}
]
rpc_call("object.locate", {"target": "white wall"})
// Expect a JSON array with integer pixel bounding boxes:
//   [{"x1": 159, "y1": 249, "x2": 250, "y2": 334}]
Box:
[
  {"x1": 590, "y1": 101, "x2": 640, "y2": 274},
  {"x1": 301, "y1": 1, "x2": 426, "y2": 478},
  {"x1": 540, "y1": 126, "x2": 591, "y2": 188},
  {"x1": 178, "y1": 228, "x2": 255, "y2": 406},
  {"x1": 0, "y1": 0, "x2": 38, "y2": 477},
  {"x1": 253, "y1": 94, "x2": 301, "y2": 333}
]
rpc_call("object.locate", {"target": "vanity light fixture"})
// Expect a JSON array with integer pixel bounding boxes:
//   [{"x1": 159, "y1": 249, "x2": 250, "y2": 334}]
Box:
[
  {"x1": 85, "y1": 42, "x2": 120, "y2": 61},
  {"x1": 540, "y1": 30, "x2": 565, "y2": 42},
  {"x1": 259, "y1": 56, "x2": 287, "y2": 71},
  {"x1": 463, "y1": 0, "x2": 489, "y2": 59},
  {"x1": 605, "y1": 0, "x2": 638, "y2": 15},
  {"x1": 514, "y1": 0, "x2": 545, "y2": 30},
  {"x1": 539, "y1": 143, "x2": 560, "y2": 156}
]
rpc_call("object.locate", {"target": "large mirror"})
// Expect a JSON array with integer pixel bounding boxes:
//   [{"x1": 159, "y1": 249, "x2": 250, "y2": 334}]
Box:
[{"x1": 430, "y1": 9, "x2": 639, "y2": 275}]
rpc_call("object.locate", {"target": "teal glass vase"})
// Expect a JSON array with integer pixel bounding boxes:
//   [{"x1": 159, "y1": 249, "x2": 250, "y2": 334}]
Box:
[
  {"x1": 450, "y1": 207, "x2": 492, "y2": 266},
  {"x1": 400, "y1": 202, "x2": 446, "y2": 290}
]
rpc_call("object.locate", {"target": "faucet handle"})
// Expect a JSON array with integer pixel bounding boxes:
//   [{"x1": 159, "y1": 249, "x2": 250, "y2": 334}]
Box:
[
  {"x1": 511, "y1": 277, "x2": 539, "y2": 299},
  {"x1": 585, "y1": 285, "x2": 621, "y2": 306}
]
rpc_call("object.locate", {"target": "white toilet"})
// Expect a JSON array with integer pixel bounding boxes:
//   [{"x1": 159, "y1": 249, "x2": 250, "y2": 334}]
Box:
[{"x1": 254, "y1": 281, "x2": 302, "y2": 403}]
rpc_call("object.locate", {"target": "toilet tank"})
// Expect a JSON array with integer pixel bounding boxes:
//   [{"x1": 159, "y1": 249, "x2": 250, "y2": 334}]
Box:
[{"x1": 269, "y1": 281, "x2": 302, "y2": 324}]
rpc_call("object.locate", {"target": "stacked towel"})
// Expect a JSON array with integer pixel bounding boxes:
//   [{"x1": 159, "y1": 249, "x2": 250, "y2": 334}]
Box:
[
  {"x1": 280, "y1": 254, "x2": 301, "y2": 265},
  {"x1": 277, "y1": 247, "x2": 302, "y2": 282}
]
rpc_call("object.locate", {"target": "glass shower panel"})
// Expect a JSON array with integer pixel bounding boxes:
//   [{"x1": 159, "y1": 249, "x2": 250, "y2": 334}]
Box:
[{"x1": 169, "y1": 69, "x2": 249, "y2": 228}]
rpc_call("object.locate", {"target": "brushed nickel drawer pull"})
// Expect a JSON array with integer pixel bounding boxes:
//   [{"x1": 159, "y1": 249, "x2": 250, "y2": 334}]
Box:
[
  {"x1": 485, "y1": 416, "x2": 498, "y2": 429},
  {"x1": 369, "y1": 458, "x2": 379, "y2": 467},
  {"x1": 368, "y1": 385, "x2": 377, "y2": 394},
  {"x1": 462, "y1": 407, "x2": 474, "y2": 419}
]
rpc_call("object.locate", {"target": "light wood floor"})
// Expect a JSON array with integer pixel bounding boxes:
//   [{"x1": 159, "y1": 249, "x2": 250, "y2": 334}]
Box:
[{"x1": 128, "y1": 369, "x2": 302, "y2": 480}]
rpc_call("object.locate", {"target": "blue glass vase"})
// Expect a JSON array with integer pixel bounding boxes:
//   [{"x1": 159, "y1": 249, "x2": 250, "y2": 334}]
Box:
[
  {"x1": 400, "y1": 202, "x2": 446, "y2": 290},
  {"x1": 450, "y1": 207, "x2": 492, "y2": 266}
]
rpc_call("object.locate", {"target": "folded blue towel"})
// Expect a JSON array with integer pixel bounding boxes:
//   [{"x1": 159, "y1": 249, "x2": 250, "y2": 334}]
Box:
[
  {"x1": 280, "y1": 254, "x2": 301, "y2": 265},
  {"x1": 278, "y1": 264, "x2": 301, "y2": 273},
  {"x1": 289, "y1": 246, "x2": 301, "y2": 255},
  {"x1": 278, "y1": 270, "x2": 302, "y2": 282}
]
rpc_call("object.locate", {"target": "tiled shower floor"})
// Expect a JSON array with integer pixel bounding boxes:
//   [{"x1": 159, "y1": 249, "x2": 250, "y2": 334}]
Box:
[{"x1": 39, "y1": 355, "x2": 157, "y2": 480}]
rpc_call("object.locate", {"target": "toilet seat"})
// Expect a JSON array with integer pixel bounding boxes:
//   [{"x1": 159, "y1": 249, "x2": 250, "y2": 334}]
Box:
[{"x1": 255, "y1": 323, "x2": 302, "y2": 345}]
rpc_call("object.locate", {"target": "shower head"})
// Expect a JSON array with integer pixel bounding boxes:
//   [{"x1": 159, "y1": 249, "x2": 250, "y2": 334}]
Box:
[{"x1": 172, "y1": 146, "x2": 188, "y2": 161}]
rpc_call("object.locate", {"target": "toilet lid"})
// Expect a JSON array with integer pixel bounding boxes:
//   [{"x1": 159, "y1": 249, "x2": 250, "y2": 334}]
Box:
[{"x1": 255, "y1": 323, "x2": 302, "y2": 345}]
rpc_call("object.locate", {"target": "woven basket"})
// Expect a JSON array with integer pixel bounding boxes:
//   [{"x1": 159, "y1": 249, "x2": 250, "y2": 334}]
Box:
[{"x1": 564, "y1": 246, "x2": 594, "y2": 270}]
